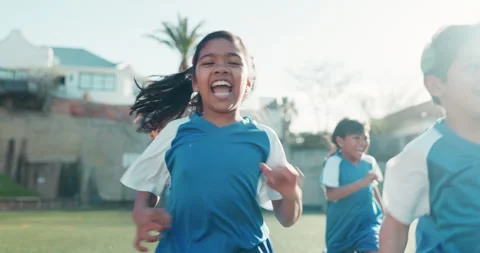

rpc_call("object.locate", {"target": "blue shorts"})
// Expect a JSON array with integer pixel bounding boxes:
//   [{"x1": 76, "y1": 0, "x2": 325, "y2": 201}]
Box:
[
  {"x1": 239, "y1": 239, "x2": 274, "y2": 253},
  {"x1": 326, "y1": 229, "x2": 379, "y2": 253},
  {"x1": 155, "y1": 238, "x2": 274, "y2": 253}
]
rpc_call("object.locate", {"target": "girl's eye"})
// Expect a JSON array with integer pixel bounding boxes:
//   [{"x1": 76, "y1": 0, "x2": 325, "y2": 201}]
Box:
[
  {"x1": 201, "y1": 62, "x2": 214, "y2": 66},
  {"x1": 229, "y1": 62, "x2": 241, "y2": 65}
]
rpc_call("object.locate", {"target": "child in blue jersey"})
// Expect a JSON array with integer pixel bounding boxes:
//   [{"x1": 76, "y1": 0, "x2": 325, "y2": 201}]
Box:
[
  {"x1": 379, "y1": 24, "x2": 480, "y2": 253},
  {"x1": 121, "y1": 31, "x2": 303, "y2": 253},
  {"x1": 321, "y1": 118, "x2": 384, "y2": 253}
]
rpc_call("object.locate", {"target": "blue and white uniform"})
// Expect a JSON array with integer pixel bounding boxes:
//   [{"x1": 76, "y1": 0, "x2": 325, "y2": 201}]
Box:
[
  {"x1": 321, "y1": 152, "x2": 383, "y2": 253},
  {"x1": 383, "y1": 119, "x2": 480, "y2": 253},
  {"x1": 121, "y1": 113, "x2": 290, "y2": 253}
]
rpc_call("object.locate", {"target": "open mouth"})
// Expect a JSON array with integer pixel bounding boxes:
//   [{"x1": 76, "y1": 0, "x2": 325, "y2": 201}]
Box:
[{"x1": 211, "y1": 80, "x2": 232, "y2": 99}]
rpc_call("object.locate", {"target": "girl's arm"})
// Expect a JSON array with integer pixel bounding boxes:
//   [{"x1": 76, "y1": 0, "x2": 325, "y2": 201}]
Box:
[
  {"x1": 256, "y1": 125, "x2": 304, "y2": 227},
  {"x1": 272, "y1": 185, "x2": 302, "y2": 227},
  {"x1": 373, "y1": 185, "x2": 384, "y2": 212},
  {"x1": 325, "y1": 181, "x2": 365, "y2": 201},
  {"x1": 380, "y1": 143, "x2": 430, "y2": 253},
  {"x1": 121, "y1": 123, "x2": 178, "y2": 251},
  {"x1": 379, "y1": 214, "x2": 410, "y2": 253},
  {"x1": 136, "y1": 191, "x2": 159, "y2": 208},
  {"x1": 260, "y1": 163, "x2": 303, "y2": 228},
  {"x1": 325, "y1": 171, "x2": 376, "y2": 201},
  {"x1": 135, "y1": 191, "x2": 152, "y2": 209},
  {"x1": 132, "y1": 192, "x2": 171, "y2": 252}
]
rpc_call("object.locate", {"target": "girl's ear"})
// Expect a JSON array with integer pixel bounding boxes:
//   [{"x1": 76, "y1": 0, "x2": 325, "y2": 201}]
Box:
[
  {"x1": 245, "y1": 79, "x2": 252, "y2": 93},
  {"x1": 335, "y1": 136, "x2": 344, "y2": 149},
  {"x1": 247, "y1": 56, "x2": 255, "y2": 92},
  {"x1": 424, "y1": 75, "x2": 445, "y2": 100},
  {"x1": 191, "y1": 75, "x2": 198, "y2": 92}
]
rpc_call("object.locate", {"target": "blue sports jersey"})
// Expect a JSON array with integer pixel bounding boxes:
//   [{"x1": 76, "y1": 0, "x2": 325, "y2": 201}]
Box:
[
  {"x1": 320, "y1": 152, "x2": 383, "y2": 253},
  {"x1": 383, "y1": 119, "x2": 480, "y2": 253},
  {"x1": 121, "y1": 113, "x2": 291, "y2": 253}
]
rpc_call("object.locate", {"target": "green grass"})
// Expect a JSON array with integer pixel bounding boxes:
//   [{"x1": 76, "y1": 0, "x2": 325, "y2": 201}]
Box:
[
  {"x1": 0, "y1": 211, "x2": 416, "y2": 253},
  {"x1": 0, "y1": 174, "x2": 36, "y2": 198}
]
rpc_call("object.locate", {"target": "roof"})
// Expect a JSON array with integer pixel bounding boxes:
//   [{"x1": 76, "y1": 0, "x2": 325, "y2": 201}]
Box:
[
  {"x1": 376, "y1": 101, "x2": 443, "y2": 133},
  {"x1": 51, "y1": 47, "x2": 117, "y2": 68},
  {"x1": 382, "y1": 101, "x2": 442, "y2": 123}
]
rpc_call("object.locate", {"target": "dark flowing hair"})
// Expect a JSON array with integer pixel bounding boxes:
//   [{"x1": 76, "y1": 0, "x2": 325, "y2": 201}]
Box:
[
  {"x1": 330, "y1": 118, "x2": 369, "y2": 152},
  {"x1": 131, "y1": 30, "x2": 254, "y2": 133}
]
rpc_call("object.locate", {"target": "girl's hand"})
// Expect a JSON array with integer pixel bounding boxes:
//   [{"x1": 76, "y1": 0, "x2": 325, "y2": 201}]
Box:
[
  {"x1": 132, "y1": 208, "x2": 172, "y2": 252},
  {"x1": 360, "y1": 170, "x2": 378, "y2": 187},
  {"x1": 260, "y1": 163, "x2": 301, "y2": 201}
]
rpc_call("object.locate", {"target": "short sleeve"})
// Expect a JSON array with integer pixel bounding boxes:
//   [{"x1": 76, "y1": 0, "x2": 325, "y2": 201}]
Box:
[
  {"x1": 254, "y1": 124, "x2": 303, "y2": 210},
  {"x1": 371, "y1": 157, "x2": 384, "y2": 182},
  {"x1": 382, "y1": 131, "x2": 438, "y2": 225},
  {"x1": 320, "y1": 155, "x2": 342, "y2": 188},
  {"x1": 120, "y1": 118, "x2": 186, "y2": 197},
  {"x1": 363, "y1": 155, "x2": 383, "y2": 186}
]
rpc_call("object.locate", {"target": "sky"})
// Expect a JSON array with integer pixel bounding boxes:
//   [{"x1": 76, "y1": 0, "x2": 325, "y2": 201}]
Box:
[{"x1": 2, "y1": 0, "x2": 479, "y2": 132}]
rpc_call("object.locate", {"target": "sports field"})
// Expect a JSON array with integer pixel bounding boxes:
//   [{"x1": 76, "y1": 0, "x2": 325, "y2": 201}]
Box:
[{"x1": 0, "y1": 211, "x2": 416, "y2": 253}]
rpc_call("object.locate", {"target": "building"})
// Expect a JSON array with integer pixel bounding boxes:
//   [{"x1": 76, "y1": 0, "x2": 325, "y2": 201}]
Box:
[
  {"x1": 380, "y1": 101, "x2": 442, "y2": 144},
  {"x1": 370, "y1": 101, "x2": 443, "y2": 161},
  {"x1": 0, "y1": 30, "x2": 141, "y2": 105},
  {"x1": 241, "y1": 96, "x2": 284, "y2": 140},
  {"x1": 0, "y1": 97, "x2": 148, "y2": 202}
]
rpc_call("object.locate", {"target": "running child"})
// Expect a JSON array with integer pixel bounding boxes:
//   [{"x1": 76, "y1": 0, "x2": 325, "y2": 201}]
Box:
[
  {"x1": 121, "y1": 30, "x2": 303, "y2": 253},
  {"x1": 379, "y1": 24, "x2": 480, "y2": 253},
  {"x1": 321, "y1": 118, "x2": 384, "y2": 253}
]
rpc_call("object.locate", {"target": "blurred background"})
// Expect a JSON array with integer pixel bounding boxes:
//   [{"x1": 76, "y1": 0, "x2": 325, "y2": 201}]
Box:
[{"x1": 0, "y1": 0, "x2": 478, "y2": 252}]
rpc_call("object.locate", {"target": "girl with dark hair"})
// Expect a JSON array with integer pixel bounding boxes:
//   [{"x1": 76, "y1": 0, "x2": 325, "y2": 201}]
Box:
[
  {"x1": 121, "y1": 30, "x2": 303, "y2": 253},
  {"x1": 320, "y1": 118, "x2": 383, "y2": 253}
]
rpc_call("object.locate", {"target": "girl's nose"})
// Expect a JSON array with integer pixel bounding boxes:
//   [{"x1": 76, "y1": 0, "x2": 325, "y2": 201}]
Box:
[{"x1": 213, "y1": 62, "x2": 229, "y2": 74}]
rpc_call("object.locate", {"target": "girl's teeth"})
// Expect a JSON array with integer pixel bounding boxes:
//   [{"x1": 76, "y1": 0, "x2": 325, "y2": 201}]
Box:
[
  {"x1": 213, "y1": 91, "x2": 230, "y2": 99},
  {"x1": 212, "y1": 81, "x2": 231, "y2": 87}
]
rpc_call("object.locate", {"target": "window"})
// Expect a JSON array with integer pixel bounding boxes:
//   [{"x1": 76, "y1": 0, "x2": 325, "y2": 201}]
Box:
[
  {"x1": 14, "y1": 71, "x2": 29, "y2": 80},
  {"x1": 0, "y1": 69, "x2": 15, "y2": 80},
  {"x1": 0, "y1": 69, "x2": 31, "y2": 80},
  {"x1": 104, "y1": 75, "x2": 115, "y2": 90},
  {"x1": 78, "y1": 72, "x2": 116, "y2": 91}
]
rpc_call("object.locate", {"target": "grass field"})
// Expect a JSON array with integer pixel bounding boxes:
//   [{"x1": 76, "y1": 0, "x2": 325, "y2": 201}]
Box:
[{"x1": 0, "y1": 211, "x2": 416, "y2": 253}]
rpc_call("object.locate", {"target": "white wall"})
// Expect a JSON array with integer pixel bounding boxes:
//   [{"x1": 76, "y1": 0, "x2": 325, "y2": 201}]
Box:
[
  {"x1": 289, "y1": 148, "x2": 329, "y2": 208},
  {"x1": 242, "y1": 96, "x2": 284, "y2": 139},
  {"x1": 0, "y1": 30, "x2": 53, "y2": 69},
  {"x1": 54, "y1": 66, "x2": 137, "y2": 105}
]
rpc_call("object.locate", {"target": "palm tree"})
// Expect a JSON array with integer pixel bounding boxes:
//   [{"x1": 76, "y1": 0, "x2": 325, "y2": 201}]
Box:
[{"x1": 145, "y1": 14, "x2": 204, "y2": 71}]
